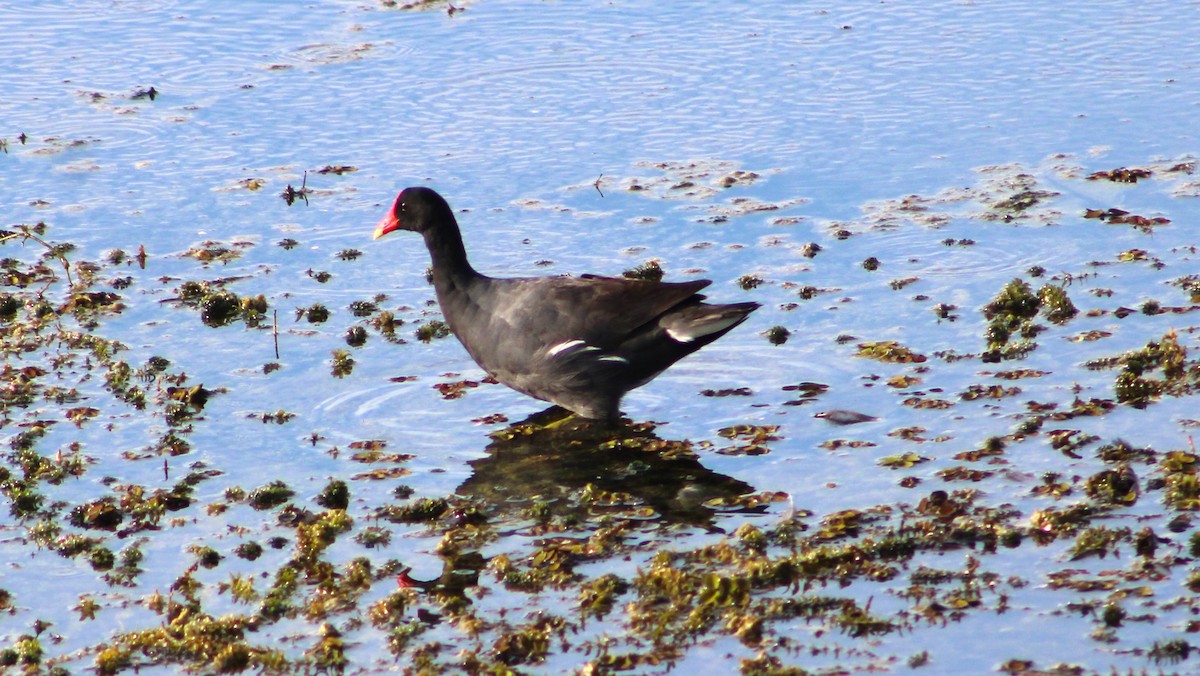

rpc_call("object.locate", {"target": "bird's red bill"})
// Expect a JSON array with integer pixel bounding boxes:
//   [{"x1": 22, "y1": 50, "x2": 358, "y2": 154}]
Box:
[{"x1": 373, "y1": 210, "x2": 400, "y2": 240}]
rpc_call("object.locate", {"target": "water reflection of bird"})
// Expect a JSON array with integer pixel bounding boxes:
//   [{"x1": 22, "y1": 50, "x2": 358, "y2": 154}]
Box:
[
  {"x1": 458, "y1": 413, "x2": 762, "y2": 532},
  {"x1": 374, "y1": 187, "x2": 759, "y2": 421}
]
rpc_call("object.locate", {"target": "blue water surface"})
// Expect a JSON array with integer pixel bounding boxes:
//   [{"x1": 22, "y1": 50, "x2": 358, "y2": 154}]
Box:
[{"x1": 2, "y1": 0, "x2": 1200, "y2": 672}]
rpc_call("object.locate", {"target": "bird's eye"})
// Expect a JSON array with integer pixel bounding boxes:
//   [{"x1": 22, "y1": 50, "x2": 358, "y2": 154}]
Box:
[{"x1": 398, "y1": 201, "x2": 407, "y2": 213}]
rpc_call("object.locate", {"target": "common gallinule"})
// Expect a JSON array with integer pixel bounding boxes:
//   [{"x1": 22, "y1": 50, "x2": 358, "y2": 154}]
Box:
[{"x1": 374, "y1": 187, "x2": 759, "y2": 421}]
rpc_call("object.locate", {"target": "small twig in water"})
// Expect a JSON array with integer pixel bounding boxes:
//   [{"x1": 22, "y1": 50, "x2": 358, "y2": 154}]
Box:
[
  {"x1": 281, "y1": 171, "x2": 311, "y2": 206},
  {"x1": 593, "y1": 173, "x2": 605, "y2": 198},
  {"x1": 2, "y1": 226, "x2": 76, "y2": 288}
]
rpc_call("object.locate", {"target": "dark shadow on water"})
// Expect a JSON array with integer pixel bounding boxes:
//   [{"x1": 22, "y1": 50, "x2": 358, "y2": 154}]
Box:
[{"x1": 456, "y1": 406, "x2": 761, "y2": 533}]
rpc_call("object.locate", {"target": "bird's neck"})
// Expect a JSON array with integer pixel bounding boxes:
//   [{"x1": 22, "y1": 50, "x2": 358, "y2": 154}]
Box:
[{"x1": 423, "y1": 224, "x2": 478, "y2": 289}]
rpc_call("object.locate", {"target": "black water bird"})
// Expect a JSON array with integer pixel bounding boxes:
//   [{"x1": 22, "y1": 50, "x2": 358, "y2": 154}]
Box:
[{"x1": 374, "y1": 187, "x2": 759, "y2": 421}]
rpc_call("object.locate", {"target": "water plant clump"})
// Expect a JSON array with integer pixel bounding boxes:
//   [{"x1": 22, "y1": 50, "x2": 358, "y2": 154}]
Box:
[
  {"x1": 247, "y1": 481, "x2": 295, "y2": 510},
  {"x1": 981, "y1": 278, "x2": 1042, "y2": 358},
  {"x1": 1110, "y1": 330, "x2": 1194, "y2": 407},
  {"x1": 174, "y1": 280, "x2": 270, "y2": 328},
  {"x1": 1037, "y1": 283, "x2": 1078, "y2": 324},
  {"x1": 622, "y1": 260, "x2": 664, "y2": 281},
  {"x1": 414, "y1": 319, "x2": 451, "y2": 342},
  {"x1": 763, "y1": 325, "x2": 790, "y2": 345},
  {"x1": 856, "y1": 340, "x2": 927, "y2": 364}
]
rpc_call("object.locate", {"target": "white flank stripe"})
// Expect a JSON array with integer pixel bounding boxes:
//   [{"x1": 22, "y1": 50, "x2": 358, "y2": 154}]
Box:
[
  {"x1": 666, "y1": 327, "x2": 696, "y2": 343},
  {"x1": 668, "y1": 314, "x2": 743, "y2": 343},
  {"x1": 547, "y1": 339, "x2": 587, "y2": 357},
  {"x1": 598, "y1": 355, "x2": 629, "y2": 363}
]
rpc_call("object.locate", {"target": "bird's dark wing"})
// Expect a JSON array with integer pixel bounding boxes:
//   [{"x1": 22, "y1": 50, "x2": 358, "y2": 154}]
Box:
[{"x1": 471, "y1": 274, "x2": 711, "y2": 350}]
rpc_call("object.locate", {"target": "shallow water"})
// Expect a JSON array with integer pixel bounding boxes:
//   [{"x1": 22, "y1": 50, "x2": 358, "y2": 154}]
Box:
[{"x1": 3, "y1": 0, "x2": 1200, "y2": 673}]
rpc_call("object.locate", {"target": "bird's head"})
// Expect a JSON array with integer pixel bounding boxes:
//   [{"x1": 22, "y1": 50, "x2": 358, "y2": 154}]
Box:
[{"x1": 373, "y1": 186, "x2": 453, "y2": 239}]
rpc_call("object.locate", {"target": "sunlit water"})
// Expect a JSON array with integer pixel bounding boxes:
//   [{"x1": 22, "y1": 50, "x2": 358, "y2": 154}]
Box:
[{"x1": 3, "y1": 0, "x2": 1200, "y2": 672}]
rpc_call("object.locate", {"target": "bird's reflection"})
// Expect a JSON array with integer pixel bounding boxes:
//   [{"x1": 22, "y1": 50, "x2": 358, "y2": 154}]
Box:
[
  {"x1": 395, "y1": 408, "x2": 769, "y2": 605},
  {"x1": 456, "y1": 407, "x2": 762, "y2": 532}
]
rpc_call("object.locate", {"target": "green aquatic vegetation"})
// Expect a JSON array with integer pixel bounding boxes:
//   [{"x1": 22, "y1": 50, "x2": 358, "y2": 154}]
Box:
[
  {"x1": 344, "y1": 324, "x2": 367, "y2": 346},
  {"x1": 316, "y1": 479, "x2": 349, "y2": 510},
  {"x1": 959, "y1": 383, "x2": 1021, "y2": 400},
  {"x1": 1095, "y1": 439, "x2": 1156, "y2": 464},
  {"x1": 1036, "y1": 283, "x2": 1077, "y2": 324},
  {"x1": 103, "y1": 540, "x2": 146, "y2": 587},
  {"x1": 0, "y1": 635, "x2": 42, "y2": 669},
  {"x1": 1068, "y1": 526, "x2": 1132, "y2": 560},
  {"x1": 258, "y1": 564, "x2": 301, "y2": 621},
  {"x1": 1160, "y1": 450, "x2": 1198, "y2": 475},
  {"x1": 181, "y1": 238, "x2": 244, "y2": 265},
  {"x1": 931, "y1": 302, "x2": 957, "y2": 319},
  {"x1": 622, "y1": 523, "x2": 930, "y2": 649},
  {"x1": 879, "y1": 452, "x2": 929, "y2": 469},
  {"x1": 174, "y1": 280, "x2": 267, "y2": 327},
  {"x1": 4, "y1": 479, "x2": 45, "y2": 518},
  {"x1": 306, "y1": 623, "x2": 348, "y2": 671},
  {"x1": 736, "y1": 273, "x2": 763, "y2": 290},
  {"x1": 490, "y1": 616, "x2": 561, "y2": 666},
  {"x1": 297, "y1": 302, "x2": 330, "y2": 323},
  {"x1": 856, "y1": 340, "x2": 927, "y2": 363},
  {"x1": 1083, "y1": 465, "x2": 1139, "y2": 506},
  {"x1": 355, "y1": 525, "x2": 392, "y2": 549},
  {"x1": 1120, "y1": 331, "x2": 1186, "y2": 378},
  {"x1": 578, "y1": 573, "x2": 630, "y2": 620},
  {"x1": 67, "y1": 497, "x2": 124, "y2": 530},
  {"x1": 45, "y1": 535, "x2": 96, "y2": 561},
  {"x1": 763, "y1": 325, "x2": 790, "y2": 344},
  {"x1": 1148, "y1": 639, "x2": 1192, "y2": 664},
  {"x1": 992, "y1": 188, "x2": 1056, "y2": 213},
  {"x1": 622, "y1": 260, "x2": 664, "y2": 281},
  {"x1": 99, "y1": 609, "x2": 287, "y2": 674},
  {"x1": 330, "y1": 349, "x2": 355, "y2": 377},
  {"x1": 491, "y1": 548, "x2": 576, "y2": 592},
  {"x1": 983, "y1": 278, "x2": 1040, "y2": 323},
  {"x1": 0, "y1": 293, "x2": 21, "y2": 321},
  {"x1": 831, "y1": 600, "x2": 897, "y2": 638},
  {"x1": 223, "y1": 574, "x2": 258, "y2": 604},
  {"x1": 1031, "y1": 472, "x2": 1072, "y2": 500},
  {"x1": 239, "y1": 294, "x2": 269, "y2": 327},
  {"x1": 348, "y1": 299, "x2": 378, "y2": 316},
  {"x1": 1164, "y1": 473, "x2": 1200, "y2": 511},
  {"x1": 146, "y1": 430, "x2": 191, "y2": 456},
  {"x1": 252, "y1": 409, "x2": 295, "y2": 424},
  {"x1": 716, "y1": 423, "x2": 780, "y2": 455},
  {"x1": 189, "y1": 545, "x2": 223, "y2": 569},
  {"x1": 1111, "y1": 330, "x2": 1193, "y2": 407},
  {"x1": 415, "y1": 319, "x2": 451, "y2": 342},
  {"x1": 1028, "y1": 504, "x2": 1100, "y2": 542},
  {"x1": 1047, "y1": 429, "x2": 1099, "y2": 458},
  {"x1": 247, "y1": 480, "x2": 295, "y2": 510},
  {"x1": 981, "y1": 277, "x2": 1063, "y2": 358},
  {"x1": 199, "y1": 290, "x2": 241, "y2": 326},
  {"x1": 88, "y1": 547, "x2": 116, "y2": 571},
  {"x1": 1170, "y1": 274, "x2": 1200, "y2": 302},
  {"x1": 795, "y1": 284, "x2": 825, "y2": 299},
  {"x1": 234, "y1": 541, "x2": 263, "y2": 561},
  {"x1": 377, "y1": 497, "x2": 451, "y2": 523},
  {"x1": 371, "y1": 308, "x2": 401, "y2": 337}
]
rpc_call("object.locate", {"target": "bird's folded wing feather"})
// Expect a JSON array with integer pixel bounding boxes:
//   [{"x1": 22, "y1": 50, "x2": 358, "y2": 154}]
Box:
[{"x1": 478, "y1": 275, "x2": 711, "y2": 349}]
